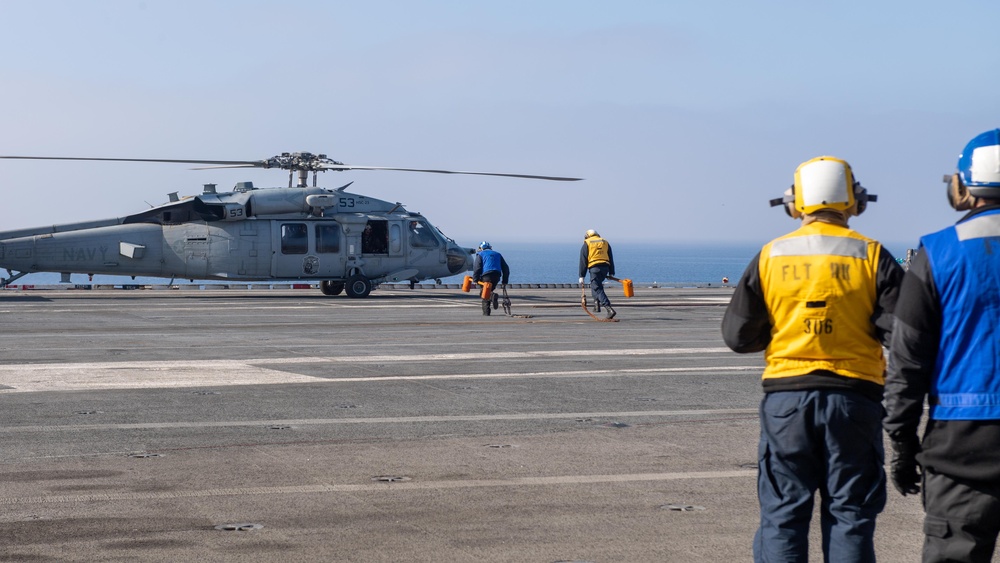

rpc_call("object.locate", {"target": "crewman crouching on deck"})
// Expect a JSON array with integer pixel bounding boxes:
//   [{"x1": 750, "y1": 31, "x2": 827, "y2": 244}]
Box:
[
  {"x1": 721, "y1": 156, "x2": 904, "y2": 562},
  {"x1": 472, "y1": 242, "x2": 510, "y2": 316}
]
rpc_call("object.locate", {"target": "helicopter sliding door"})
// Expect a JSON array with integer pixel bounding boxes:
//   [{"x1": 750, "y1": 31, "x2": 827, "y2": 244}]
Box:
[
  {"x1": 361, "y1": 220, "x2": 388, "y2": 254},
  {"x1": 359, "y1": 219, "x2": 398, "y2": 277},
  {"x1": 272, "y1": 222, "x2": 314, "y2": 279},
  {"x1": 270, "y1": 221, "x2": 345, "y2": 279}
]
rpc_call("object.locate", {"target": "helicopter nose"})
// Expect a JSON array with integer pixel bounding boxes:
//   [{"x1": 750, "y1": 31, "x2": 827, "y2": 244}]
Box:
[{"x1": 446, "y1": 244, "x2": 475, "y2": 275}]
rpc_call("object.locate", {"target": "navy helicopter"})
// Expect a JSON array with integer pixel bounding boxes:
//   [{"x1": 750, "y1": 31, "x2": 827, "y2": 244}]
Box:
[{"x1": 0, "y1": 152, "x2": 580, "y2": 297}]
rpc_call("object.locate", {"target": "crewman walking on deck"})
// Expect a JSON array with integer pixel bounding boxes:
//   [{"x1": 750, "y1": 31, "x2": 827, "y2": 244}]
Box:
[
  {"x1": 884, "y1": 129, "x2": 1000, "y2": 563},
  {"x1": 578, "y1": 229, "x2": 617, "y2": 319},
  {"x1": 721, "y1": 156, "x2": 904, "y2": 562},
  {"x1": 472, "y1": 242, "x2": 509, "y2": 316}
]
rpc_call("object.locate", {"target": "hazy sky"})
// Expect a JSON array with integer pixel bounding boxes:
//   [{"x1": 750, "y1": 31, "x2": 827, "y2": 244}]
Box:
[{"x1": 1, "y1": 1, "x2": 998, "y2": 249}]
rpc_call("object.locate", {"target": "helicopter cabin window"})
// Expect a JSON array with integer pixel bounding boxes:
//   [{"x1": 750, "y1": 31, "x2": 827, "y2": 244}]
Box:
[
  {"x1": 408, "y1": 220, "x2": 439, "y2": 248},
  {"x1": 362, "y1": 220, "x2": 388, "y2": 254},
  {"x1": 281, "y1": 223, "x2": 308, "y2": 255},
  {"x1": 389, "y1": 223, "x2": 401, "y2": 253},
  {"x1": 316, "y1": 224, "x2": 341, "y2": 253}
]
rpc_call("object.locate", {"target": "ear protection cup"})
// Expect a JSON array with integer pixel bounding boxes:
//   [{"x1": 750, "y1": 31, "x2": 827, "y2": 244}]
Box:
[
  {"x1": 769, "y1": 187, "x2": 801, "y2": 219},
  {"x1": 946, "y1": 173, "x2": 974, "y2": 211},
  {"x1": 852, "y1": 181, "x2": 876, "y2": 216},
  {"x1": 784, "y1": 187, "x2": 802, "y2": 219}
]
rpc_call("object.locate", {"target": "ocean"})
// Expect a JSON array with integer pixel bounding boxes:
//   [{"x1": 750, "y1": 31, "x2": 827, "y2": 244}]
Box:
[
  {"x1": 495, "y1": 242, "x2": 759, "y2": 286},
  {"x1": 9, "y1": 241, "x2": 914, "y2": 288},
  {"x1": 493, "y1": 240, "x2": 913, "y2": 285}
]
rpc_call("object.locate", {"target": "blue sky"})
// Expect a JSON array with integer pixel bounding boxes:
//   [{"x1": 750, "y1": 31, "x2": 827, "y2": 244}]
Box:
[{"x1": 1, "y1": 1, "x2": 998, "y2": 249}]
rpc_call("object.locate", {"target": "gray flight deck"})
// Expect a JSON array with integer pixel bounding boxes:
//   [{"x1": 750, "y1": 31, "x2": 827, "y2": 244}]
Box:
[{"x1": 0, "y1": 285, "x2": 924, "y2": 562}]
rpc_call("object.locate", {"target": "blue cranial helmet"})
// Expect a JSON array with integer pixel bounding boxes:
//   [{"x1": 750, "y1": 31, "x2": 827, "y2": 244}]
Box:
[
  {"x1": 479, "y1": 241, "x2": 492, "y2": 250},
  {"x1": 958, "y1": 129, "x2": 1000, "y2": 197}
]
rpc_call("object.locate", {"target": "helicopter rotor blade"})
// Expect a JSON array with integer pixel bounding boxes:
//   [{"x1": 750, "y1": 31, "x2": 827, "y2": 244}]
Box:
[
  {"x1": 0, "y1": 155, "x2": 264, "y2": 166},
  {"x1": 318, "y1": 164, "x2": 582, "y2": 182},
  {"x1": 0, "y1": 155, "x2": 582, "y2": 181},
  {"x1": 190, "y1": 164, "x2": 259, "y2": 170}
]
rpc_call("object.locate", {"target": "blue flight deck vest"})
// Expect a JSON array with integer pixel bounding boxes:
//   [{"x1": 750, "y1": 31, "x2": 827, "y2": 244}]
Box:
[
  {"x1": 480, "y1": 249, "x2": 502, "y2": 274},
  {"x1": 922, "y1": 208, "x2": 1000, "y2": 420}
]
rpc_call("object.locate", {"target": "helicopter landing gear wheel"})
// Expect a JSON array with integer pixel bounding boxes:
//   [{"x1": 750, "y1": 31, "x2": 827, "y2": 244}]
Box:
[
  {"x1": 345, "y1": 275, "x2": 372, "y2": 298},
  {"x1": 320, "y1": 280, "x2": 344, "y2": 296}
]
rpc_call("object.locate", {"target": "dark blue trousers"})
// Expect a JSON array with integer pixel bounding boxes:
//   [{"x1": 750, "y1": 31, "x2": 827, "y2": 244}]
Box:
[
  {"x1": 754, "y1": 389, "x2": 886, "y2": 562},
  {"x1": 588, "y1": 264, "x2": 612, "y2": 307}
]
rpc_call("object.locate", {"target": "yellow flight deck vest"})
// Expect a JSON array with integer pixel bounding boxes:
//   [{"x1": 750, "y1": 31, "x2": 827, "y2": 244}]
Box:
[
  {"x1": 586, "y1": 236, "x2": 611, "y2": 267},
  {"x1": 758, "y1": 221, "x2": 885, "y2": 385}
]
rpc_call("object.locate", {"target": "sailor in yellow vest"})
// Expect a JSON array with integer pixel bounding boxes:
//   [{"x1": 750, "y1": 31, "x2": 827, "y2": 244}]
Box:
[
  {"x1": 578, "y1": 229, "x2": 616, "y2": 319},
  {"x1": 722, "y1": 156, "x2": 904, "y2": 562}
]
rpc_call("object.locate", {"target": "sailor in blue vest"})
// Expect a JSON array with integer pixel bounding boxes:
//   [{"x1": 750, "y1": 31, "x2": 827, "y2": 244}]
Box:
[
  {"x1": 884, "y1": 129, "x2": 1000, "y2": 563},
  {"x1": 471, "y1": 242, "x2": 510, "y2": 316}
]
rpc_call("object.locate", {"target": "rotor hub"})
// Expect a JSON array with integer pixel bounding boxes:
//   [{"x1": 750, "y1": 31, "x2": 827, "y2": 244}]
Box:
[{"x1": 263, "y1": 152, "x2": 344, "y2": 172}]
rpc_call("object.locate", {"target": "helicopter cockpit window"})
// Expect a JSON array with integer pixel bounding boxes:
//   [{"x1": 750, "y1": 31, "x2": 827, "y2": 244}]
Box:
[
  {"x1": 316, "y1": 224, "x2": 340, "y2": 253},
  {"x1": 408, "y1": 220, "x2": 439, "y2": 248},
  {"x1": 281, "y1": 223, "x2": 308, "y2": 254}
]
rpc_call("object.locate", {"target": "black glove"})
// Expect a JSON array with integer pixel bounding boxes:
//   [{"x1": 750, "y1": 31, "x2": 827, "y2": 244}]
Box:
[{"x1": 889, "y1": 438, "x2": 922, "y2": 496}]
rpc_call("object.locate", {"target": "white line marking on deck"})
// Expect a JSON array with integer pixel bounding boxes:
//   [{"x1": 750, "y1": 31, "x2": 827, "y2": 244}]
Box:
[{"x1": 0, "y1": 470, "x2": 757, "y2": 505}]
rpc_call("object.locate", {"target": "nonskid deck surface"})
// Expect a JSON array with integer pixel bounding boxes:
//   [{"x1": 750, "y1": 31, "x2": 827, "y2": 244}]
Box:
[{"x1": 0, "y1": 287, "x2": 924, "y2": 562}]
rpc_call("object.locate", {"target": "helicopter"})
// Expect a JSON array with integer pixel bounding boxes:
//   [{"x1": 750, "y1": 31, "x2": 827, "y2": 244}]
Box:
[{"x1": 0, "y1": 152, "x2": 580, "y2": 297}]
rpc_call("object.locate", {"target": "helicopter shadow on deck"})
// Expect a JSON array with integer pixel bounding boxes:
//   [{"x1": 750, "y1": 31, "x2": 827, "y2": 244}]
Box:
[{"x1": 0, "y1": 295, "x2": 53, "y2": 302}]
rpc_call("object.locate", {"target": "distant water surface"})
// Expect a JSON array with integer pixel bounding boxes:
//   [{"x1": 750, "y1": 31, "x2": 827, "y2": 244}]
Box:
[
  {"x1": 497, "y1": 240, "x2": 915, "y2": 285},
  {"x1": 497, "y1": 242, "x2": 759, "y2": 285}
]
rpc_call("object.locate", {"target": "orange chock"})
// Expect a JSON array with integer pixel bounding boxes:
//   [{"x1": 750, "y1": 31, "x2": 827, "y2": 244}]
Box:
[
  {"x1": 462, "y1": 276, "x2": 473, "y2": 292},
  {"x1": 479, "y1": 281, "x2": 494, "y2": 300}
]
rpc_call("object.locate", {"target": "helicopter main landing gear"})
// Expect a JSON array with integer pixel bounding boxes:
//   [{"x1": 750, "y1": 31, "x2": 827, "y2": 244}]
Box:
[
  {"x1": 345, "y1": 274, "x2": 372, "y2": 298},
  {"x1": 320, "y1": 280, "x2": 345, "y2": 296},
  {"x1": 1, "y1": 270, "x2": 29, "y2": 288}
]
